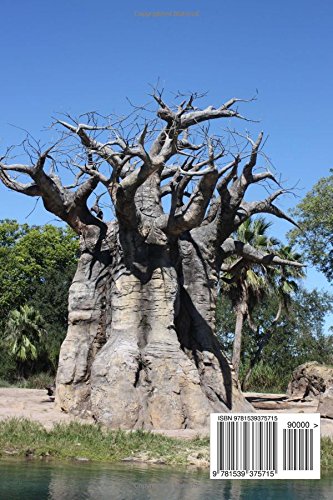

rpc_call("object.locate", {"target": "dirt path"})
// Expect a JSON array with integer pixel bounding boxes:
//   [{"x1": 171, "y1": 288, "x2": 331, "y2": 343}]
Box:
[
  {"x1": 0, "y1": 388, "x2": 332, "y2": 439},
  {"x1": 0, "y1": 388, "x2": 206, "y2": 439},
  {"x1": 0, "y1": 388, "x2": 92, "y2": 430}
]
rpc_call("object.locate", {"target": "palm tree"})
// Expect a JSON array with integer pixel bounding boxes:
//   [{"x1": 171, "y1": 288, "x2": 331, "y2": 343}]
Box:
[
  {"x1": 241, "y1": 245, "x2": 305, "y2": 390},
  {"x1": 221, "y1": 217, "x2": 279, "y2": 377},
  {"x1": 4, "y1": 305, "x2": 45, "y2": 377}
]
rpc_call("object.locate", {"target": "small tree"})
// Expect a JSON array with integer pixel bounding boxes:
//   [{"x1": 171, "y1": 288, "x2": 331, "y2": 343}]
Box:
[
  {"x1": 221, "y1": 217, "x2": 279, "y2": 376},
  {"x1": 4, "y1": 305, "x2": 45, "y2": 378},
  {"x1": 241, "y1": 245, "x2": 304, "y2": 390}
]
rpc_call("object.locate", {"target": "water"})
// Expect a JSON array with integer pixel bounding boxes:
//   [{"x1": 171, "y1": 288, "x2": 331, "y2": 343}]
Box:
[{"x1": 0, "y1": 460, "x2": 332, "y2": 500}]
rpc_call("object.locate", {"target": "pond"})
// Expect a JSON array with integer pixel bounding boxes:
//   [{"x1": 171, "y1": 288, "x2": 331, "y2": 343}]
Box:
[{"x1": 0, "y1": 460, "x2": 332, "y2": 500}]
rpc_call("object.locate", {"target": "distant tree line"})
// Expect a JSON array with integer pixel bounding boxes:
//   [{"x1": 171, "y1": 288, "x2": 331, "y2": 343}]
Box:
[
  {"x1": 289, "y1": 170, "x2": 333, "y2": 282},
  {"x1": 0, "y1": 220, "x2": 78, "y2": 383}
]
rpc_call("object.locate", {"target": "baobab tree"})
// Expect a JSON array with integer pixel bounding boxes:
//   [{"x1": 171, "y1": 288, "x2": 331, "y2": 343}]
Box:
[{"x1": 0, "y1": 91, "x2": 303, "y2": 430}]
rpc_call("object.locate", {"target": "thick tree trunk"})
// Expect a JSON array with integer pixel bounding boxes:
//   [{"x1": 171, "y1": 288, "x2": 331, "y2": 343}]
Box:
[{"x1": 56, "y1": 222, "x2": 252, "y2": 430}]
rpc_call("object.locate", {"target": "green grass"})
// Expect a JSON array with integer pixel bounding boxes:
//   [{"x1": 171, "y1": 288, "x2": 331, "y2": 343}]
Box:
[
  {"x1": 240, "y1": 361, "x2": 290, "y2": 393},
  {"x1": 0, "y1": 379, "x2": 13, "y2": 388},
  {"x1": 0, "y1": 418, "x2": 332, "y2": 471},
  {"x1": 0, "y1": 418, "x2": 209, "y2": 467},
  {"x1": 321, "y1": 437, "x2": 333, "y2": 470},
  {"x1": 0, "y1": 373, "x2": 54, "y2": 389},
  {"x1": 15, "y1": 373, "x2": 54, "y2": 389}
]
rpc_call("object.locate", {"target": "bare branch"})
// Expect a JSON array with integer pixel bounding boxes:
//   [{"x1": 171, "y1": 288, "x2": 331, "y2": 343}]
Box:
[
  {"x1": 178, "y1": 166, "x2": 215, "y2": 177},
  {"x1": 251, "y1": 170, "x2": 280, "y2": 184},
  {"x1": 0, "y1": 92, "x2": 299, "y2": 244},
  {"x1": 74, "y1": 176, "x2": 99, "y2": 204},
  {"x1": 167, "y1": 168, "x2": 219, "y2": 235},
  {"x1": 57, "y1": 120, "x2": 121, "y2": 170},
  {"x1": 180, "y1": 97, "x2": 256, "y2": 128},
  {"x1": 221, "y1": 238, "x2": 305, "y2": 268},
  {"x1": 0, "y1": 169, "x2": 40, "y2": 196},
  {"x1": 0, "y1": 163, "x2": 32, "y2": 173},
  {"x1": 241, "y1": 131, "x2": 264, "y2": 180}
]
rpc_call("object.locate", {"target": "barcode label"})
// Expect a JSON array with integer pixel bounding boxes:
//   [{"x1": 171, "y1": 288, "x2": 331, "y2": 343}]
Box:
[
  {"x1": 283, "y1": 428, "x2": 313, "y2": 470},
  {"x1": 210, "y1": 413, "x2": 320, "y2": 479},
  {"x1": 216, "y1": 421, "x2": 278, "y2": 472}
]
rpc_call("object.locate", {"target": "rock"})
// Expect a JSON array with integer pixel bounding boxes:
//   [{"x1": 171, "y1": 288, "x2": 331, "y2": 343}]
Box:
[
  {"x1": 287, "y1": 362, "x2": 333, "y2": 400},
  {"x1": 318, "y1": 387, "x2": 333, "y2": 419},
  {"x1": 251, "y1": 401, "x2": 291, "y2": 410},
  {"x1": 74, "y1": 457, "x2": 90, "y2": 462}
]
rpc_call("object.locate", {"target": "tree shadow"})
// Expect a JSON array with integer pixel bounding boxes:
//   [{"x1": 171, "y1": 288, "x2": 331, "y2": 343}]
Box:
[{"x1": 175, "y1": 287, "x2": 233, "y2": 410}]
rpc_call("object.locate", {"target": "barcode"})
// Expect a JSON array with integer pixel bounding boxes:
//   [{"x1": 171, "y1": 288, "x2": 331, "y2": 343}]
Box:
[
  {"x1": 217, "y1": 421, "x2": 278, "y2": 472},
  {"x1": 283, "y1": 428, "x2": 313, "y2": 470},
  {"x1": 210, "y1": 413, "x2": 320, "y2": 479}
]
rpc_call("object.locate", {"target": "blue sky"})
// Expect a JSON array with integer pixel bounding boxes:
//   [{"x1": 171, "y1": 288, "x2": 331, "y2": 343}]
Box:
[{"x1": 0, "y1": 0, "x2": 332, "y2": 328}]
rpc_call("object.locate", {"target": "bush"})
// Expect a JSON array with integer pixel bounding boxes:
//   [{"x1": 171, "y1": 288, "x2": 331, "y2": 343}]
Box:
[
  {"x1": 240, "y1": 361, "x2": 291, "y2": 393},
  {"x1": 0, "y1": 343, "x2": 17, "y2": 382},
  {"x1": 16, "y1": 372, "x2": 54, "y2": 389},
  {"x1": 0, "y1": 379, "x2": 12, "y2": 388}
]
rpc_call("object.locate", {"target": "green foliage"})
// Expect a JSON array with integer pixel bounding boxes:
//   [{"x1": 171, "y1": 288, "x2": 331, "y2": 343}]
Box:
[
  {"x1": 0, "y1": 220, "x2": 79, "y2": 380},
  {"x1": 290, "y1": 171, "x2": 333, "y2": 281},
  {"x1": 0, "y1": 349, "x2": 17, "y2": 382},
  {"x1": 321, "y1": 437, "x2": 333, "y2": 470},
  {"x1": 221, "y1": 216, "x2": 305, "y2": 377},
  {"x1": 29, "y1": 263, "x2": 78, "y2": 371},
  {"x1": 237, "y1": 217, "x2": 279, "y2": 249},
  {"x1": 222, "y1": 217, "x2": 304, "y2": 319},
  {"x1": 4, "y1": 305, "x2": 45, "y2": 362},
  {"x1": 0, "y1": 220, "x2": 78, "y2": 317},
  {"x1": 217, "y1": 287, "x2": 333, "y2": 392},
  {"x1": 239, "y1": 361, "x2": 290, "y2": 393},
  {"x1": 15, "y1": 373, "x2": 55, "y2": 389},
  {"x1": 259, "y1": 288, "x2": 333, "y2": 370},
  {"x1": 0, "y1": 418, "x2": 209, "y2": 466},
  {"x1": 223, "y1": 217, "x2": 278, "y2": 312},
  {"x1": 0, "y1": 379, "x2": 13, "y2": 388}
]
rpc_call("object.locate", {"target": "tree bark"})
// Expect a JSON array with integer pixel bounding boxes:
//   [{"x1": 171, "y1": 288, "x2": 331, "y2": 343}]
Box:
[{"x1": 56, "y1": 222, "x2": 252, "y2": 430}]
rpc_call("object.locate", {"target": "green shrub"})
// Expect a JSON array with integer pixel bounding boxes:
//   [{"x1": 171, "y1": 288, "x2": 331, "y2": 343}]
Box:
[
  {"x1": 15, "y1": 372, "x2": 54, "y2": 389},
  {"x1": 0, "y1": 378, "x2": 12, "y2": 388},
  {"x1": 0, "y1": 418, "x2": 209, "y2": 465},
  {"x1": 321, "y1": 437, "x2": 333, "y2": 470},
  {"x1": 241, "y1": 361, "x2": 290, "y2": 393}
]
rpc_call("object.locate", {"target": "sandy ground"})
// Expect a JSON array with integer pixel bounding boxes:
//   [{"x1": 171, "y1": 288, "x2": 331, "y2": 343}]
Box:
[
  {"x1": 0, "y1": 388, "x2": 91, "y2": 431},
  {"x1": 0, "y1": 388, "x2": 207, "y2": 439},
  {"x1": 0, "y1": 388, "x2": 332, "y2": 439}
]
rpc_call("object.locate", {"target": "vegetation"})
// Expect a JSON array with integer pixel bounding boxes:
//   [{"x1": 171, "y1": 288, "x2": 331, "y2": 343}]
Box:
[
  {"x1": 0, "y1": 418, "x2": 209, "y2": 466},
  {"x1": 4, "y1": 305, "x2": 45, "y2": 377},
  {"x1": 321, "y1": 437, "x2": 333, "y2": 471},
  {"x1": 0, "y1": 373, "x2": 54, "y2": 389},
  {"x1": 0, "y1": 418, "x2": 332, "y2": 470},
  {"x1": 221, "y1": 217, "x2": 304, "y2": 378},
  {"x1": 290, "y1": 171, "x2": 333, "y2": 282},
  {"x1": 0, "y1": 220, "x2": 78, "y2": 383},
  {"x1": 217, "y1": 288, "x2": 333, "y2": 392},
  {"x1": 222, "y1": 217, "x2": 279, "y2": 377}
]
